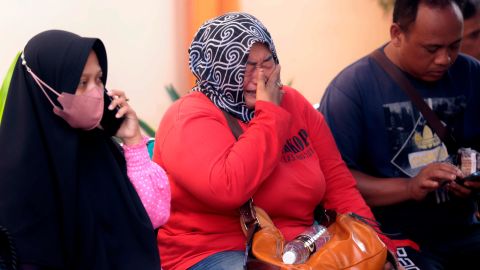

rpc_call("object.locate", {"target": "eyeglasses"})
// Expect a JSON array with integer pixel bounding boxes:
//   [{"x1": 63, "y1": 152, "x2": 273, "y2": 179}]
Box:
[{"x1": 244, "y1": 55, "x2": 275, "y2": 77}]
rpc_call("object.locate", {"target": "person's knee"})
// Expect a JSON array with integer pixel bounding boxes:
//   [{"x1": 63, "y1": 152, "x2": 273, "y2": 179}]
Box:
[{"x1": 189, "y1": 251, "x2": 244, "y2": 270}]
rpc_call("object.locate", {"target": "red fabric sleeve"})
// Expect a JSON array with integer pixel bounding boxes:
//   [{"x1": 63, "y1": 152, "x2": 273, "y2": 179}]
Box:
[{"x1": 154, "y1": 94, "x2": 291, "y2": 210}]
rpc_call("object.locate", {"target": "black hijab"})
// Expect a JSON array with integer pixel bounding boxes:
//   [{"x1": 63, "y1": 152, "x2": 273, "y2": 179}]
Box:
[{"x1": 0, "y1": 30, "x2": 160, "y2": 270}]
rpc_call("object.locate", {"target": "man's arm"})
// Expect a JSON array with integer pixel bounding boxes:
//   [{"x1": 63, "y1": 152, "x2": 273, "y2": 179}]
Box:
[
  {"x1": 351, "y1": 169, "x2": 411, "y2": 206},
  {"x1": 351, "y1": 162, "x2": 464, "y2": 207}
]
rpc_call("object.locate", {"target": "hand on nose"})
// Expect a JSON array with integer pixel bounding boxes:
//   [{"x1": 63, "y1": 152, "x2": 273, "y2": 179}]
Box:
[{"x1": 256, "y1": 64, "x2": 283, "y2": 106}]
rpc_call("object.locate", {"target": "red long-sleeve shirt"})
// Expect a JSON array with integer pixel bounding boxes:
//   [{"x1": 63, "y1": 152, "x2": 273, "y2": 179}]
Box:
[{"x1": 153, "y1": 87, "x2": 381, "y2": 270}]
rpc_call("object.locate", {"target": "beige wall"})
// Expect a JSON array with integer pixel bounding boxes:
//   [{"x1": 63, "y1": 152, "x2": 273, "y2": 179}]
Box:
[
  {"x1": 241, "y1": 0, "x2": 392, "y2": 104},
  {"x1": 0, "y1": 0, "x2": 178, "y2": 129},
  {"x1": 1, "y1": 0, "x2": 392, "y2": 128}
]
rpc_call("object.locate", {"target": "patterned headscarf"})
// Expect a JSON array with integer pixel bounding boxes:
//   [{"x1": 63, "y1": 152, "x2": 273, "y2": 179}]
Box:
[{"x1": 189, "y1": 12, "x2": 279, "y2": 122}]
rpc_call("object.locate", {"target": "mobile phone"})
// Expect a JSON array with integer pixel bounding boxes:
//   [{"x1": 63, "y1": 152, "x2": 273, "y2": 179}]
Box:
[
  {"x1": 100, "y1": 89, "x2": 125, "y2": 136},
  {"x1": 455, "y1": 171, "x2": 480, "y2": 187}
]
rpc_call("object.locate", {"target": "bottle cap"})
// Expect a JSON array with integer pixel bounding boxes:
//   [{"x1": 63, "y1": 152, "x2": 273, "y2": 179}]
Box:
[{"x1": 282, "y1": 251, "x2": 296, "y2": 264}]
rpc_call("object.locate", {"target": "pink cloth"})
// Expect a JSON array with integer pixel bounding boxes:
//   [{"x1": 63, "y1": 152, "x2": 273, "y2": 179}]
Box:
[{"x1": 123, "y1": 136, "x2": 170, "y2": 228}]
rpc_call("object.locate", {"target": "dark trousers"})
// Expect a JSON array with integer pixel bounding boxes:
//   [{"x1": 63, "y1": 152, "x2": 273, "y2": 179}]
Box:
[{"x1": 395, "y1": 224, "x2": 480, "y2": 270}]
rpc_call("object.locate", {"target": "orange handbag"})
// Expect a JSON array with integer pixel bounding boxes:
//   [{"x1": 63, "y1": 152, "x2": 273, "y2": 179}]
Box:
[
  {"x1": 241, "y1": 202, "x2": 389, "y2": 270},
  {"x1": 222, "y1": 110, "x2": 391, "y2": 269}
]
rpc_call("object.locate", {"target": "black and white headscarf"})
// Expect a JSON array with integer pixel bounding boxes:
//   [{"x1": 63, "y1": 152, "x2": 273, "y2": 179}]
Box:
[{"x1": 189, "y1": 12, "x2": 279, "y2": 122}]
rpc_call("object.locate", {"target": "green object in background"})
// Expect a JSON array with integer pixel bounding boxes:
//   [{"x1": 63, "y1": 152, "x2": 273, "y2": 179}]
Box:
[
  {"x1": 165, "y1": 84, "x2": 180, "y2": 101},
  {"x1": 139, "y1": 118, "x2": 156, "y2": 137},
  {"x1": 138, "y1": 84, "x2": 181, "y2": 138},
  {"x1": 0, "y1": 51, "x2": 21, "y2": 124},
  {"x1": 138, "y1": 84, "x2": 180, "y2": 158},
  {"x1": 377, "y1": 0, "x2": 394, "y2": 12},
  {"x1": 146, "y1": 138, "x2": 155, "y2": 159}
]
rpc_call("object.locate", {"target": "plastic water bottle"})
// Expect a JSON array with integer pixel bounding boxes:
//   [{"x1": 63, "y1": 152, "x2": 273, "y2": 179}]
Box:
[{"x1": 282, "y1": 223, "x2": 331, "y2": 264}]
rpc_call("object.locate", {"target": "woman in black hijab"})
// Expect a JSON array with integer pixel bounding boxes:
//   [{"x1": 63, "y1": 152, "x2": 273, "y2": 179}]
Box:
[{"x1": 0, "y1": 30, "x2": 169, "y2": 269}]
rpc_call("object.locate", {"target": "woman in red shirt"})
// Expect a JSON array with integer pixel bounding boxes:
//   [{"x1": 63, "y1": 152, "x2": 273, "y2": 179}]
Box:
[{"x1": 153, "y1": 12, "x2": 394, "y2": 270}]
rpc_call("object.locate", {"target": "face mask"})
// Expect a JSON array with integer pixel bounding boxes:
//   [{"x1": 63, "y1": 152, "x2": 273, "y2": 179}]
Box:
[{"x1": 21, "y1": 53, "x2": 104, "y2": 130}]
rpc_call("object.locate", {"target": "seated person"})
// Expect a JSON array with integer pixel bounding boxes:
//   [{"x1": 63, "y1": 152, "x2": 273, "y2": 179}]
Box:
[
  {"x1": 320, "y1": 0, "x2": 480, "y2": 269},
  {"x1": 153, "y1": 12, "x2": 396, "y2": 270},
  {"x1": 0, "y1": 30, "x2": 170, "y2": 270},
  {"x1": 460, "y1": 0, "x2": 480, "y2": 60}
]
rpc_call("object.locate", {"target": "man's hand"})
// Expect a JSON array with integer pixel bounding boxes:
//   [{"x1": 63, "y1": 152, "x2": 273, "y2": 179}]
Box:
[
  {"x1": 408, "y1": 162, "x2": 463, "y2": 201},
  {"x1": 448, "y1": 172, "x2": 480, "y2": 198}
]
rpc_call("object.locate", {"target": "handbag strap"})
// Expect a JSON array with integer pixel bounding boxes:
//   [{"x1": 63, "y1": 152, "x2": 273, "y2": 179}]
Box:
[
  {"x1": 221, "y1": 110, "x2": 259, "y2": 229},
  {"x1": 222, "y1": 110, "x2": 335, "y2": 230},
  {"x1": 223, "y1": 110, "x2": 244, "y2": 140},
  {"x1": 222, "y1": 110, "x2": 267, "y2": 268},
  {"x1": 223, "y1": 110, "x2": 398, "y2": 269},
  {"x1": 370, "y1": 49, "x2": 457, "y2": 152}
]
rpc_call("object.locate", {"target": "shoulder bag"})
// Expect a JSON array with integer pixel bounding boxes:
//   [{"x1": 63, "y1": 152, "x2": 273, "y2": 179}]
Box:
[{"x1": 221, "y1": 111, "x2": 390, "y2": 270}]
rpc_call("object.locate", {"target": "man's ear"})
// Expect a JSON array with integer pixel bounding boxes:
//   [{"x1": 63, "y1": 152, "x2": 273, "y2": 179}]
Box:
[{"x1": 390, "y1": 23, "x2": 404, "y2": 47}]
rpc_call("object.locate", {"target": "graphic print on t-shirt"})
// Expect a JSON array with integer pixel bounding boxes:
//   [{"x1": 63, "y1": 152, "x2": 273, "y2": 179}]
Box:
[
  {"x1": 281, "y1": 128, "x2": 315, "y2": 162},
  {"x1": 383, "y1": 96, "x2": 466, "y2": 177}
]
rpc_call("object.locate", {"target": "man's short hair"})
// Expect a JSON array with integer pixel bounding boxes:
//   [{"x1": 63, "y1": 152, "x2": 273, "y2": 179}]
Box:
[
  {"x1": 393, "y1": 0, "x2": 466, "y2": 31},
  {"x1": 462, "y1": 0, "x2": 480, "y2": 19}
]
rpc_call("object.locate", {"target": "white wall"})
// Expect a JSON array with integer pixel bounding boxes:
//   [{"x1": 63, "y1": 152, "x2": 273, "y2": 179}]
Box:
[
  {"x1": 0, "y1": 0, "x2": 177, "y2": 129},
  {"x1": 241, "y1": 0, "x2": 392, "y2": 104},
  {"x1": 0, "y1": 0, "x2": 392, "y2": 128}
]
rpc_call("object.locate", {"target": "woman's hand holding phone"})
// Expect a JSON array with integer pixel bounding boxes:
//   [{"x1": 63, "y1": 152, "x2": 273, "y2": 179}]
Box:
[{"x1": 105, "y1": 89, "x2": 142, "y2": 145}]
